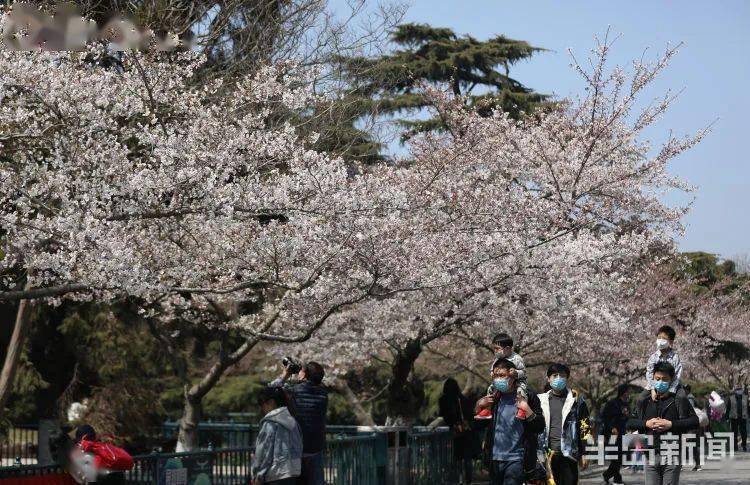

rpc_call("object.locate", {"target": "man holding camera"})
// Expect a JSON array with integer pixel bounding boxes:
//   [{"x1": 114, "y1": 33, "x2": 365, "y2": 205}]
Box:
[{"x1": 271, "y1": 359, "x2": 328, "y2": 485}]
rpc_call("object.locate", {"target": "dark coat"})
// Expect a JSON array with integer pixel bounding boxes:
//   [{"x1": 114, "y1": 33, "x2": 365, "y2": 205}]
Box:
[
  {"x1": 601, "y1": 396, "x2": 630, "y2": 438},
  {"x1": 626, "y1": 392, "x2": 698, "y2": 449},
  {"x1": 439, "y1": 393, "x2": 474, "y2": 427},
  {"x1": 726, "y1": 391, "x2": 750, "y2": 420},
  {"x1": 287, "y1": 381, "x2": 328, "y2": 454},
  {"x1": 439, "y1": 392, "x2": 480, "y2": 459},
  {"x1": 475, "y1": 387, "x2": 545, "y2": 479}
]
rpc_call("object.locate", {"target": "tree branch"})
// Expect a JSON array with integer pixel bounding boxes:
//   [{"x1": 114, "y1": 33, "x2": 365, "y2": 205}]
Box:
[{"x1": 0, "y1": 284, "x2": 89, "y2": 301}]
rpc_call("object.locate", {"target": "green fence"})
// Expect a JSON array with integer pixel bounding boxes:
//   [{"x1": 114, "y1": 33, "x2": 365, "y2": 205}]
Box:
[
  {"x1": 1, "y1": 426, "x2": 453, "y2": 485},
  {"x1": 161, "y1": 422, "x2": 255, "y2": 449},
  {"x1": 0, "y1": 436, "x2": 381, "y2": 484},
  {"x1": 159, "y1": 422, "x2": 391, "y2": 449},
  {"x1": 325, "y1": 433, "x2": 381, "y2": 485},
  {"x1": 408, "y1": 429, "x2": 453, "y2": 485},
  {"x1": 0, "y1": 447, "x2": 250, "y2": 484},
  {"x1": 160, "y1": 422, "x2": 453, "y2": 485}
]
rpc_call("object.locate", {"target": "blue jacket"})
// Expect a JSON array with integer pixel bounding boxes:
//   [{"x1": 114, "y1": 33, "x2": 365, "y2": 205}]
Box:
[
  {"x1": 252, "y1": 406, "x2": 303, "y2": 483},
  {"x1": 538, "y1": 389, "x2": 591, "y2": 461},
  {"x1": 476, "y1": 387, "x2": 545, "y2": 479}
]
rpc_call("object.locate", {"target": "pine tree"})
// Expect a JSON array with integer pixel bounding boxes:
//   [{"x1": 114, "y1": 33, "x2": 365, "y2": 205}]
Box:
[{"x1": 341, "y1": 23, "x2": 548, "y2": 143}]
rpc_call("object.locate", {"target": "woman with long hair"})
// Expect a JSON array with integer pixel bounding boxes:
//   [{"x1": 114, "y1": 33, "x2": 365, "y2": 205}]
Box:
[{"x1": 439, "y1": 378, "x2": 480, "y2": 484}]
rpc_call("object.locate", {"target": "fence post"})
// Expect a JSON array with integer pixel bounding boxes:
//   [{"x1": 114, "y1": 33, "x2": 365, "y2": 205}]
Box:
[
  {"x1": 150, "y1": 453, "x2": 158, "y2": 485},
  {"x1": 374, "y1": 431, "x2": 388, "y2": 485}
]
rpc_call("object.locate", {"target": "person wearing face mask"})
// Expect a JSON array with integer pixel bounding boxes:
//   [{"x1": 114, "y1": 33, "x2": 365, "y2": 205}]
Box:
[
  {"x1": 475, "y1": 358, "x2": 545, "y2": 485},
  {"x1": 638, "y1": 325, "x2": 684, "y2": 406},
  {"x1": 626, "y1": 362, "x2": 698, "y2": 485},
  {"x1": 476, "y1": 333, "x2": 529, "y2": 420},
  {"x1": 489, "y1": 333, "x2": 528, "y2": 391},
  {"x1": 726, "y1": 384, "x2": 749, "y2": 452},
  {"x1": 538, "y1": 363, "x2": 592, "y2": 485}
]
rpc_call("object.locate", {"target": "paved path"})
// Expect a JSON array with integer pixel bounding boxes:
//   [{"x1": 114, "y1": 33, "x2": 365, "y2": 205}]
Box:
[{"x1": 580, "y1": 450, "x2": 750, "y2": 484}]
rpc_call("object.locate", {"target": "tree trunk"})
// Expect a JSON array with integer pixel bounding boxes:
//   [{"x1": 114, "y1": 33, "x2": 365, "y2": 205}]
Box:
[
  {"x1": 0, "y1": 284, "x2": 34, "y2": 412},
  {"x1": 462, "y1": 373, "x2": 475, "y2": 396},
  {"x1": 175, "y1": 355, "x2": 235, "y2": 452},
  {"x1": 174, "y1": 334, "x2": 266, "y2": 451},
  {"x1": 173, "y1": 305, "x2": 281, "y2": 452},
  {"x1": 176, "y1": 392, "x2": 202, "y2": 452},
  {"x1": 385, "y1": 339, "x2": 424, "y2": 426},
  {"x1": 333, "y1": 378, "x2": 375, "y2": 426}
]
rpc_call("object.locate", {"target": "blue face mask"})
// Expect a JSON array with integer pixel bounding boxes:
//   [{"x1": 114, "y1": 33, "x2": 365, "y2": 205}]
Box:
[
  {"x1": 653, "y1": 380, "x2": 670, "y2": 394},
  {"x1": 550, "y1": 376, "x2": 567, "y2": 391},
  {"x1": 493, "y1": 378, "x2": 510, "y2": 393}
]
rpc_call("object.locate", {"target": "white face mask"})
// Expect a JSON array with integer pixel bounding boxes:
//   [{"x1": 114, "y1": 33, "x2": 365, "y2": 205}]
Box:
[{"x1": 656, "y1": 338, "x2": 669, "y2": 350}]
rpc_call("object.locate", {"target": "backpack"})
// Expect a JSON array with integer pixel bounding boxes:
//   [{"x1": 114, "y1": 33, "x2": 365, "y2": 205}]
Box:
[{"x1": 78, "y1": 435, "x2": 134, "y2": 471}]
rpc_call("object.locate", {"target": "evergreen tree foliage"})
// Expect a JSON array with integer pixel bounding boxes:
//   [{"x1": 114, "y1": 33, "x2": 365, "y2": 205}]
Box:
[{"x1": 340, "y1": 22, "x2": 548, "y2": 142}]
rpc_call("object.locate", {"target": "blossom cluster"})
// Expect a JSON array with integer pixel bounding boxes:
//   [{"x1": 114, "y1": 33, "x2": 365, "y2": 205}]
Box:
[
  {"x1": 3, "y1": 29, "x2": 733, "y2": 379},
  {"x1": 266, "y1": 40, "x2": 710, "y2": 371}
]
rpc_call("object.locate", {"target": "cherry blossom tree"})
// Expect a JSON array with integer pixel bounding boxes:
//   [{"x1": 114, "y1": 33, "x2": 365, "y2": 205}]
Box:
[
  {"x1": 2, "y1": 24, "x2": 720, "y2": 438},
  {"x1": 0, "y1": 38, "x2": 438, "y2": 447},
  {"x1": 277, "y1": 36, "x2": 708, "y2": 423},
  {"x1": 322, "y1": 255, "x2": 748, "y2": 420},
  {"x1": 541, "y1": 258, "x2": 750, "y2": 411}
]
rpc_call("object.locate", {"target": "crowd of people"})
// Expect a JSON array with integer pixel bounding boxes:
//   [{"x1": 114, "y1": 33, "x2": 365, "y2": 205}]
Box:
[
  {"x1": 434, "y1": 325, "x2": 750, "y2": 485},
  {"x1": 50, "y1": 324, "x2": 748, "y2": 485},
  {"x1": 215, "y1": 321, "x2": 743, "y2": 485}
]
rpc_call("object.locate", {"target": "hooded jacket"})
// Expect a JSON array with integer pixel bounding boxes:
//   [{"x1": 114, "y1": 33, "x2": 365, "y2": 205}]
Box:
[
  {"x1": 538, "y1": 389, "x2": 591, "y2": 461},
  {"x1": 252, "y1": 407, "x2": 303, "y2": 483}
]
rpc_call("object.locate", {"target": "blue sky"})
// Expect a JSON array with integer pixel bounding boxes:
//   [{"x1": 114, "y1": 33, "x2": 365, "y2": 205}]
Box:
[{"x1": 330, "y1": 0, "x2": 750, "y2": 258}]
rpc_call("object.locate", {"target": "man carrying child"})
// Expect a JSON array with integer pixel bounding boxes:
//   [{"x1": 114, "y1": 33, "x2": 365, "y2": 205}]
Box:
[{"x1": 639, "y1": 325, "x2": 685, "y2": 404}]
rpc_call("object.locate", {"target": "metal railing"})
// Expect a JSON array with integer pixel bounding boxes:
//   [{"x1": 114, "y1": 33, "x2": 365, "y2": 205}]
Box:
[
  {"x1": 325, "y1": 433, "x2": 380, "y2": 485},
  {"x1": 1, "y1": 425, "x2": 454, "y2": 484},
  {"x1": 408, "y1": 429, "x2": 453, "y2": 485},
  {"x1": 0, "y1": 437, "x2": 382, "y2": 484},
  {"x1": 161, "y1": 422, "x2": 254, "y2": 449},
  {"x1": 158, "y1": 425, "x2": 455, "y2": 485},
  {"x1": 0, "y1": 447, "x2": 250, "y2": 484},
  {"x1": 0, "y1": 462, "x2": 66, "y2": 479},
  {"x1": 159, "y1": 422, "x2": 449, "y2": 446},
  {"x1": 0, "y1": 425, "x2": 39, "y2": 466}
]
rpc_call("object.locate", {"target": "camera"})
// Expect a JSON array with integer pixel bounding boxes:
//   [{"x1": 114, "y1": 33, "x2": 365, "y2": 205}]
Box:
[{"x1": 282, "y1": 357, "x2": 301, "y2": 374}]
